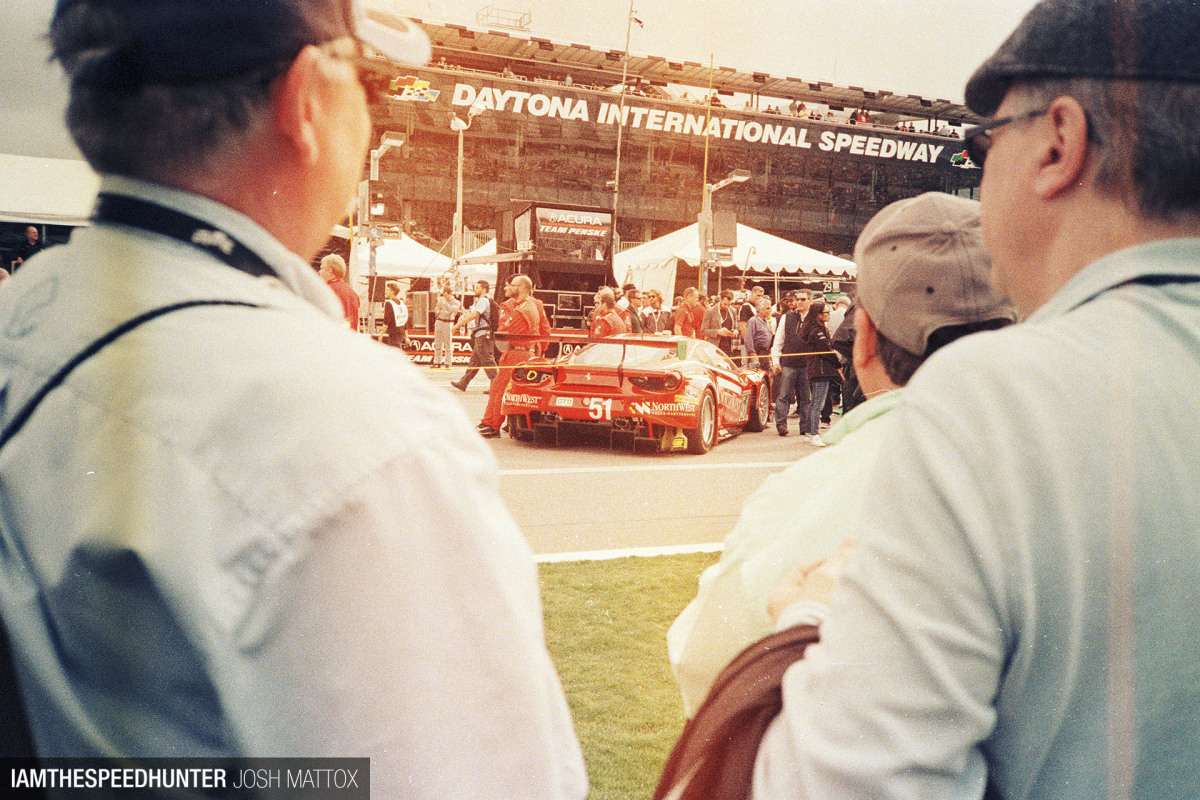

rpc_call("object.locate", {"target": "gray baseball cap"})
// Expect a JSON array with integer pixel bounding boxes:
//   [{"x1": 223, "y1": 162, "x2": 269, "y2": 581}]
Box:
[
  {"x1": 965, "y1": 0, "x2": 1200, "y2": 116},
  {"x1": 853, "y1": 193, "x2": 1017, "y2": 357}
]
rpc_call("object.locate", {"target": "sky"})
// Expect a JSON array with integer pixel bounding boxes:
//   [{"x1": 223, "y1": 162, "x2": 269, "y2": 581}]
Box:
[{"x1": 1, "y1": 0, "x2": 1041, "y2": 160}]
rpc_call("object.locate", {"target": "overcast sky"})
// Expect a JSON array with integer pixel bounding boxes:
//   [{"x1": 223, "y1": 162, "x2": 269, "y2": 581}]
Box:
[{"x1": 1, "y1": 0, "x2": 1041, "y2": 160}]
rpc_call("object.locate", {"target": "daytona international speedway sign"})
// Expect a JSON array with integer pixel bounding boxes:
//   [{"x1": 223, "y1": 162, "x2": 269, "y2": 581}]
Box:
[{"x1": 418, "y1": 77, "x2": 968, "y2": 167}]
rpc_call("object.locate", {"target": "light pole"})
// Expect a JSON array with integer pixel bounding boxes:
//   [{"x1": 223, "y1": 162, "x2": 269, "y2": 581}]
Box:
[
  {"x1": 370, "y1": 131, "x2": 406, "y2": 181},
  {"x1": 609, "y1": 0, "x2": 638, "y2": 250},
  {"x1": 359, "y1": 131, "x2": 406, "y2": 335},
  {"x1": 451, "y1": 101, "x2": 487, "y2": 259},
  {"x1": 698, "y1": 168, "x2": 750, "y2": 295}
]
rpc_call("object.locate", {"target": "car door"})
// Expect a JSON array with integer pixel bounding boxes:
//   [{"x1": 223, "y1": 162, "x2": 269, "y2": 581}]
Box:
[{"x1": 692, "y1": 341, "x2": 751, "y2": 427}]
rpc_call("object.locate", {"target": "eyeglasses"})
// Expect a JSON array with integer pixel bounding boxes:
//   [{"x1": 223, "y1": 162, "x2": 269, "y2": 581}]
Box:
[{"x1": 963, "y1": 109, "x2": 1048, "y2": 167}]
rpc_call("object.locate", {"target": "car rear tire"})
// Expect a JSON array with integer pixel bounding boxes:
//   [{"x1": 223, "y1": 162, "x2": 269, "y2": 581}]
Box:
[
  {"x1": 746, "y1": 383, "x2": 770, "y2": 432},
  {"x1": 685, "y1": 390, "x2": 717, "y2": 454}
]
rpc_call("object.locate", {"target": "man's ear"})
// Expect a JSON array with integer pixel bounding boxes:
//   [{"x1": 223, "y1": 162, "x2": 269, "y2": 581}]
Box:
[
  {"x1": 852, "y1": 306, "x2": 877, "y2": 373},
  {"x1": 273, "y1": 45, "x2": 324, "y2": 166},
  {"x1": 1032, "y1": 95, "x2": 1092, "y2": 200}
]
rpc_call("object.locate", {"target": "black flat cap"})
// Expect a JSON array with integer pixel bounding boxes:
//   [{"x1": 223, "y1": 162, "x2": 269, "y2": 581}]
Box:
[
  {"x1": 965, "y1": 0, "x2": 1200, "y2": 116},
  {"x1": 53, "y1": 0, "x2": 430, "y2": 88}
]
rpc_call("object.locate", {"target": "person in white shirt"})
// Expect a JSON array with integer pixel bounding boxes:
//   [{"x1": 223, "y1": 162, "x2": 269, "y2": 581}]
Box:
[{"x1": 0, "y1": 3, "x2": 587, "y2": 798}]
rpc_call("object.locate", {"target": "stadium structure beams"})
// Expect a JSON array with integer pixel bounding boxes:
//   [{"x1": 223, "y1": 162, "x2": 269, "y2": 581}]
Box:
[{"x1": 414, "y1": 19, "x2": 982, "y2": 126}]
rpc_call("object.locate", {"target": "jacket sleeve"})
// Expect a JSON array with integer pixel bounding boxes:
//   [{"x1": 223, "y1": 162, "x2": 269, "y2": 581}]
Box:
[{"x1": 701, "y1": 307, "x2": 721, "y2": 341}]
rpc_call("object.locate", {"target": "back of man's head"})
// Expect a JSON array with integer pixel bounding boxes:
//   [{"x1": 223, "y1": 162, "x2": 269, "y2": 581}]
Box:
[
  {"x1": 854, "y1": 192, "x2": 1017, "y2": 385},
  {"x1": 50, "y1": 0, "x2": 429, "y2": 182},
  {"x1": 964, "y1": 0, "x2": 1200, "y2": 221},
  {"x1": 320, "y1": 253, "x2": 347, "y2": 280}
]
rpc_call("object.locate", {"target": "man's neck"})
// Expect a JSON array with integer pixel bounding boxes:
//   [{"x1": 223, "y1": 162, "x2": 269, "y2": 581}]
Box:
[
  {"x1": 174, "y1": 145, "x2": 333, "y2": 264},
  {"x1": 1036, "y1": 198, "x2": 1200, "y2": 314}
]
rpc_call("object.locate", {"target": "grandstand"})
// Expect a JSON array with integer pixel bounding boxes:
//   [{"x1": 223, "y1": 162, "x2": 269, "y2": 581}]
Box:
[{"x1": 357, "y1": 18, "x2": 982, "y2": 275}]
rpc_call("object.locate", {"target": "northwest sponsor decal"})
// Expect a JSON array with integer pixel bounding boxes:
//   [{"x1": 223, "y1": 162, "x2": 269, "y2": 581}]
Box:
[
  {"x1": 452, "y1": 83, "x2": 950, "y2": 165},
  {"x1": 503, "y1": 391, "x2": 541, "y2": 406},
  {"x1": 630, "y1": 400, "x2": 698, "y2": 416},
  {"x1": 390, "y1": 76, "x2": 440, "y2": 102}
]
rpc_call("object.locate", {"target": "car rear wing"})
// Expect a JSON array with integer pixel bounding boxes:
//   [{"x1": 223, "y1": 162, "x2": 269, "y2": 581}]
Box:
[{"x1": 499, "y1": 332, "x2": 687, "y2": 382}]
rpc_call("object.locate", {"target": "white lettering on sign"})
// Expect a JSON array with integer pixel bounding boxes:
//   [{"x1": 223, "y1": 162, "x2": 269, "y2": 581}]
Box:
[
  {"x1": 542, "y1": 211, "x2": 606, "y2": 225},
  {"x1": 450, "y1": 82, "x2": 956, "y2": 165}
]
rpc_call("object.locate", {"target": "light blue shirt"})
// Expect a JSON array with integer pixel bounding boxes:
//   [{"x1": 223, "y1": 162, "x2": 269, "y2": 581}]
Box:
[
  {"x1": 754, "y1": 238, "x2": 1200, "y2": 799},
  {"x1": 0, "y1": 176, "x2": 587, "y2": 800}
]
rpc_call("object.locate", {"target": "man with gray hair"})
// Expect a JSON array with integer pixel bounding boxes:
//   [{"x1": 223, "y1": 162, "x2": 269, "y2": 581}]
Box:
[
  {"x1": 745, "y1": 2, "x2": 1200, "y2": 798},
  {"x1": 0, "y1": 1, "x2": 586, "y2": 797},
  {"x1": 744, "y1": 297, "x2": 776, "y2": 371},
  {"x1": 739, "y1": 285, "x2": 767, "y2": 365},
  {"x1": 318, "y1": 252, "x2": 359, "y2": 328}
]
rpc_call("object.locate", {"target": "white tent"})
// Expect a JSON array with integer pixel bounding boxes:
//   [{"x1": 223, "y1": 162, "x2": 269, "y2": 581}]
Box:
[
  {"x1": 0, "y1": 154, "x2": 99, "y2": 226},
  {"x1": 614, "y1": 222, "x2": 856, "y2": 299},
  {"x1": 351, "y1": 232, "x2": 452, "y2": 280},
  {"x1": 455, "y1": 238, "x2": 499, "y2": 287}
]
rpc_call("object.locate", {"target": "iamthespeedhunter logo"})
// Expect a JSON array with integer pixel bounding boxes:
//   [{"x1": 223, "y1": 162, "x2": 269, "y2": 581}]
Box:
[{"x1": 4, "y1": 757, "x2": 370, "y2": 799}]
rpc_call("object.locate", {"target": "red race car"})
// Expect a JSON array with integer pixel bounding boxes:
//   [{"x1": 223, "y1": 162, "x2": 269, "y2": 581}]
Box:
[{"x1": 500, "y1": 334, "x2": 771, "y2": 453}]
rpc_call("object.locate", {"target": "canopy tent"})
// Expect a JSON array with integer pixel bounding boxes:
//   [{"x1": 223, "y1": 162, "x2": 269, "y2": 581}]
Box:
[
  {"x1": 350, "y1": 232, "x2": 452, "y2": 290},
  {"x1": 0, "y1": 154, "x2": 99, "y2": 226},
  {"x1": 614, "y1": 222, "x2": 856, "y2": 300},
  {"x1": 455, "y1": 238, "x2": 499, "y2": 287}
]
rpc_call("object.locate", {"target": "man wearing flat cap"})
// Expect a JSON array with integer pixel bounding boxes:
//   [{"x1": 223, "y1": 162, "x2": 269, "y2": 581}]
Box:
[
  {"x1": 740, "y1": 2, "x2": 1200, "y2": 798},
  {"x1": 0, "y1": 1, "x2": 586, "y2": 798}
]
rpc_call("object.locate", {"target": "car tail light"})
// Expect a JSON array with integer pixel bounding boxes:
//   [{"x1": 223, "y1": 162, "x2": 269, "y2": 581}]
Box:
[
  {"x1": 630, "y1": 372, "x2": 681, "y2": 393},
  {"x1": 513, "y1": 367, "x2": 554, "y2": 384}
]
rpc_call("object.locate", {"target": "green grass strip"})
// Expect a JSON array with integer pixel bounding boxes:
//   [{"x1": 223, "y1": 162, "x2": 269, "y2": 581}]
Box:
[{"x1": 540, "y1": 551, "x2": 719, "y2": 800}]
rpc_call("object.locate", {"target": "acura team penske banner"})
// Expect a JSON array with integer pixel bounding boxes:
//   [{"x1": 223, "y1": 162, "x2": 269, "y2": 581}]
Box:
[{"x1": 389, "y1": 71, "x2": 971, "y2": 168}]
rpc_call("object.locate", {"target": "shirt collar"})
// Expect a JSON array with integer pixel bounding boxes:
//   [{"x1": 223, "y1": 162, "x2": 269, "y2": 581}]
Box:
[
  {"x1": 1028, "y1": 237, "x2": 1200, "y2": 322},
  {"x1": 824, "y1": 388, "x2": 903, "y2": 445},
  {"x1": 96, "y1": 175, "x2": 343, "y2": 320}
]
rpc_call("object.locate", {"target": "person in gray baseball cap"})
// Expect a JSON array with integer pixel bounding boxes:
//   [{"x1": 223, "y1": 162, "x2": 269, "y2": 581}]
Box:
[
  {"x1": 664, "y1": 192, "x2": 1015, "y2": 723},
  {"x1": 0, "y1": 1, "x2": 586, "y2": 797},
  {"x1": 744, "y1": 2, "x2": 1200, "y2": 799}
]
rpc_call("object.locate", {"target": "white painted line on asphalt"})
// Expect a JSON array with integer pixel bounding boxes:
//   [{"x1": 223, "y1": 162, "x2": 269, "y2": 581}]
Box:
[
  {"x1": 536, "y1": 542, "x2": 724, "y2": 563},
  {"x1": 501, "y1": 461, "x2": 794, "y2": 476}
]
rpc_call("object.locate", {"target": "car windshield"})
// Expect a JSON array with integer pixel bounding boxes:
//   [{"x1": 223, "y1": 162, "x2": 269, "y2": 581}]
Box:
[{"x1": 570, "y1": 342, "x2": 680, "y2": 367}]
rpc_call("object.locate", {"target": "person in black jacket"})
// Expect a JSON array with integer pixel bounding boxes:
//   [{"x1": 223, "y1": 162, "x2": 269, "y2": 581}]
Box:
[
  {"x1": 10, "y1": 226, "x2": 44, "y2": 273},
  {"x1": 800, "y1": 301, "x2": 840, "y2": 447}
]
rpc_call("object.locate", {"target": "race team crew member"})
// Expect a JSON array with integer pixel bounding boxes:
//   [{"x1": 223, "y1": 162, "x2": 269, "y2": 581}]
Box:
[
  {"x1": 318, "y1": 253, "x2": 359, "y2": 329},
  {"x1": 673, "y1": 287, "x2": 705, "y2": 338},
  {"x1": 478, "y1": 274, "x2": 542, "y2": 438},
  {"x1": 590, "y1": 287, "x2": 628, "y2": 338}
]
